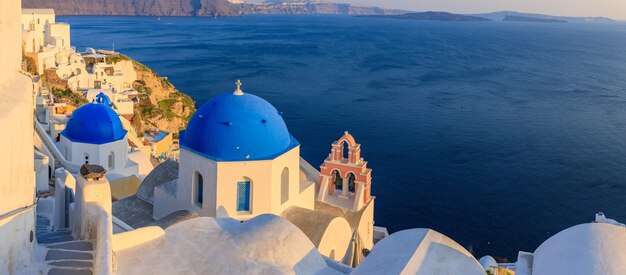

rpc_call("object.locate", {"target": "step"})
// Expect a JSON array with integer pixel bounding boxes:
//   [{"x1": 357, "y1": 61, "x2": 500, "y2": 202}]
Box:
[
  {"x1": 37, "y1": 216, "x2": 50, "y2": 226},
  {"x1": 48, "y1": 260, "x2": 93, "y2": 268},
  {"x1": 46, "y1": 241, "x2": 93, "y2": 251},
  {"x1": 48, "y1": 267, "x2": 92, "y2": 275},
  {"x1": 45, "y1": 250, "x2": 93, "y2": 261},
  {"x1": 38, "y1": 235, "x2": 75, "y2": 244},
  {"x1": 38, "y1": 230, "x2": 72, "y2": 239}
]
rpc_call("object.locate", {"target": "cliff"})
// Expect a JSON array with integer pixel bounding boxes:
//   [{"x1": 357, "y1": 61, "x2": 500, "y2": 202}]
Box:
[
  {"x1": 243, "y1": 2, "x2": 406, "y2": 15},
  {"x1": 22, "y1": 0, "x2": 241, "y2": 17},
  {"x1": 55, "y1": 54, "x2": 196, "y2": 136},
  {"x1": 22, "y1": 0, "x2": 406, "y2": 16},
  {"x1": 125, "y1": 55, "x2": 196, "y2": 136},
  {"x1": 474, "y1": 11, "x2": 613, "y2": 22},
  {"x1": 503, "y1": 15, "x2": 567, "y2": 23},
  {"x1": 360, "y1": 12, "x2": 491, "y2": 22}
]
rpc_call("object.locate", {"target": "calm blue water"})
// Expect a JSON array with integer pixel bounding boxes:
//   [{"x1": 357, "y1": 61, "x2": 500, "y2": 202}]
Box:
[{"x1": 62, "y1": 15, "x2": 626, "y2": 259}]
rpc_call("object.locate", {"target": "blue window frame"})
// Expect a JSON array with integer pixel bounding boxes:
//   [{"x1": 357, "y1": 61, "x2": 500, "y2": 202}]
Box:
[{"x1": 237, "y1": 181, "x2": 251, "y2": 212}]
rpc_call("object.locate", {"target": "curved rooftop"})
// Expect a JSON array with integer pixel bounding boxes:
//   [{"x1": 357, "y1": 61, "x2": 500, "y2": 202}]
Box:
[
  {"x1": 532, "y1": 223, "x2": 626, "y2": 275},
  {"x1": 61, "y1": 100, "x2": 126, "y2": 144},
  {"x1": 114, "y1": 215, "x2": 344, "y2": 274},
  {"x1": 478, "y1": 255, "x2": 497, "y2": 271},
  {"x1": 180, "y1": 82, "x2": 298, "y2": 161},
  {"x1": 353, "y1": 228, "x2": 484, "y2": 275}
]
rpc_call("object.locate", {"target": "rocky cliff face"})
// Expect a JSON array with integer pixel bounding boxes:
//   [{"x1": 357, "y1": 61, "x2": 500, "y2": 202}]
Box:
[
  {"x1": 244, "y1": 2, "x2": 405, "y2": 15},
  {"x1": 23, "y1": 0, "x2": 405, "y2": 16},
  {"x1": 128, "y1": 56, "x2": 196, "y2": 135},
  {"x1": 22, "y1": 0, "x2": 241, "y2": 17},
  {"x1": 79, "y1": 54, "x2": 196, "y2": 136}
]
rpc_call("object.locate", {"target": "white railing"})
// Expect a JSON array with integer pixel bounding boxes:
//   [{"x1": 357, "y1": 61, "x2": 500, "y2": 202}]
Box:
[{"x1": 34, "y1": 120, "x2": 80, "y2": 173}]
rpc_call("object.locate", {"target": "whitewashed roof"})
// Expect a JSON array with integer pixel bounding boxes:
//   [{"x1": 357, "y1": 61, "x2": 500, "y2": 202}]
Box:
[
  {"x1": 115, "y1": 215, "x2": 346, "y2": 274},
  {"x1": 353, "y1": 228, "x2": 485, "y2": 275},
  {"x1": 532, "y1": 223, "x2": 626, "y2": 275}
]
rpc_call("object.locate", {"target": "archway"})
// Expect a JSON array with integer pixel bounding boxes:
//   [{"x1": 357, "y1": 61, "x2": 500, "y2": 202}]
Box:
[
  {"x1": 108, "y1": 151, "x2": 115, "y2": 170},
  {"x1": 347, "y1": 172, "x2": 356, "y2": 193},
  {"x1": 333, "y1": 170, "x2": 342, "y2": 191},
  {"x1": 281, "y1": 167, "x2": 289, "y2": 204},
  {"x1": 195, "y1": 172, "x2": 203, "y2": 207},
  {"x1": 342, "y1": 141, "x2": 349, "y2": 160}
]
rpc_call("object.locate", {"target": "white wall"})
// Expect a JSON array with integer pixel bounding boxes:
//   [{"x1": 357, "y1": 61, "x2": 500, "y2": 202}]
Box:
[
  {"x1": 178, "y1": 148, "x2": 218, "y2": 216},
  {"x1": 45, "y1": 23, "x2": 70, "y2": 48},
  {"x1": 59, "y1": 135, "x2": 138, "y2": 179},
  {"x1": 0, "y1": 0, "x2": 37, "y2": 273},
  {"x1": 20, "y1": 9, "x2": 54, "y2": 52},
  {"x1": 174, "y1": 146, "x2": 313, "y2": 221}
]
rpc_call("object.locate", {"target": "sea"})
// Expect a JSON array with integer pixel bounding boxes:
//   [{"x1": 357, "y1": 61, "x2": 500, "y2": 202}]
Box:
[{"x1": 61, "y1": 15, "x2": 626, "y2": 260}]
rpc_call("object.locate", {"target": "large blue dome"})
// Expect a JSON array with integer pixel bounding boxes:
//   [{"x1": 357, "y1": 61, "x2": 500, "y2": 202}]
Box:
[
  {"x1": 61, "y1": 101, "x2": 127, "y2": 144},
  {"x1": 180, "y1": 91, "x2": 299, "y2": 161}
]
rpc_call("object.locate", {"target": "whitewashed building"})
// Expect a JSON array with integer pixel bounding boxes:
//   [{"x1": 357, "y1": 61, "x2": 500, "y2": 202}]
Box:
[{"x1": 57, "y1": 93, "x2": 139, "y2": 180}]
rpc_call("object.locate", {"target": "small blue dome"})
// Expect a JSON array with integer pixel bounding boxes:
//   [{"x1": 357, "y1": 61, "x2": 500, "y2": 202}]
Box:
[
  {"x1": 95, "y1": 92, "x2": 113, "y2": 107},
  {"x1": 62, "y1": 101, "x2": 127, "y2": 144},
  {"x1": 180, "y1": 91, "x2": 298, "y2": 161}
]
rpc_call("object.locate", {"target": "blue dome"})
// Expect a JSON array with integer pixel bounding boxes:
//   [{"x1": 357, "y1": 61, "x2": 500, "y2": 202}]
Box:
[
  {"x1": 95, "y1": 92, "x2": 113, "y2": 107},
  {"x1": 61, "y1": 101, "x2": 127, "y2": 144},
  {"x1": 180, "y1": 91, "x2": 299, "y2": 161}
]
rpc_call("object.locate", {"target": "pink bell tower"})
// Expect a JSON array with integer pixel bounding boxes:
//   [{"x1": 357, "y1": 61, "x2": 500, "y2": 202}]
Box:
[{"x1": 318, "y1": 131, "x2": 372, "y2": 211}]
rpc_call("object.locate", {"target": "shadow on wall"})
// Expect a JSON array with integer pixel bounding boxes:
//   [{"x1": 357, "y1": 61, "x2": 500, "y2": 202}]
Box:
[{"x1": 216, "y1": 205, "x2": 228, "y2": 217}]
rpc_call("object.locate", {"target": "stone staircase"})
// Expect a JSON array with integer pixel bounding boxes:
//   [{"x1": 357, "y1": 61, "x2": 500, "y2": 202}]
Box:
[{"x1": 36, "y1": 215, "x2": 94, "y2": 275}]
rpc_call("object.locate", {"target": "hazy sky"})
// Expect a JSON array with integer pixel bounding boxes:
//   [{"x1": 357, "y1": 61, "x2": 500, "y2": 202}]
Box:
[{"x1": 344, "y1": 0, "x2": 626, "y2": 20}]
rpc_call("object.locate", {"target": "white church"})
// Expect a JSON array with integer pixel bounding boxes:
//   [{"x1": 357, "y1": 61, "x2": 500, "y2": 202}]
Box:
[
  {"x1": 57, "y1": 93, "x2": 138, "y2": 179},
  {"x1": 111, "y1": 81, "x2": 377, "y2": 264}
]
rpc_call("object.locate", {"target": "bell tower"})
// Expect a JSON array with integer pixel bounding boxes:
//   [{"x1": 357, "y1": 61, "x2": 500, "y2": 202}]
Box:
[{"x1": 318, "y1": 131, "x2": 372, "y2": 211}]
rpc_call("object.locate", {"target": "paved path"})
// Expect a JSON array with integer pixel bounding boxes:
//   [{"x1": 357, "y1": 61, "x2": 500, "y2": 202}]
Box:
[{"x1": 36, "y1": 215, "x2": 94, "y2": 275}]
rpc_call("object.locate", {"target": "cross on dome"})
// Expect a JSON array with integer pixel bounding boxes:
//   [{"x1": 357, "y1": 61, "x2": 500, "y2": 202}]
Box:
[{"x1": 234, "y1": 79, "x2": 244, "y2": 96}]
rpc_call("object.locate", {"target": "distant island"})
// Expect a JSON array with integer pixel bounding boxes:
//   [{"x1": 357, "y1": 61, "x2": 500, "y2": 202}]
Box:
[
  {"x1": 22, "y1": 0, "x2": 407, "y2": 17},
  {"x1": 503, "y1": 15, "x2": 567, "y2": 23},
  {"x1": 358, "y1": 12, "x2": 491, "y2": 22},
  {"x1": 243, "y1": 0, "x2": 407, "y2": 15},
  {"x1": 20, "y1": 0, "x2": 617, "y2": 21},
  {"x1": 474, "y1": 11, "x2": 613, "y2": 22}
]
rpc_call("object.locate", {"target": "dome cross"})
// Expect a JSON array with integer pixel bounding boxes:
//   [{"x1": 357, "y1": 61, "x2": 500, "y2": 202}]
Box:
[{"x1": 234, "y1": 79, "x2": 244, "y2": 96}]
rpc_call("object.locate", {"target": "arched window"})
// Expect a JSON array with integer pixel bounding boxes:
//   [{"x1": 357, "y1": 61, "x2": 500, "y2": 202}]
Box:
[
  {"x1": 108, "y1": 152, "x2": 115, "y2": 169},
  {"x1": 237, "y1": 179, "x2": 251, "y2": 212},
  {"x1": 281, "y1": 167, "x2": 289, "y2": 204},
  {"x1": 342, "y1": 141, "x2": 349, "y2": 160},
  {"x1": 195, "y1": 172, "x2": 203, "y2": 207},
  {"x1": 333, "y1": 170, "x2": 342, "y2": 191},
  {"x1": 347, "y1": 173, "x2": 356, "y2": 193},
  {"x1": 83, "y1": 153, "x2": 89, "y2": 164}
]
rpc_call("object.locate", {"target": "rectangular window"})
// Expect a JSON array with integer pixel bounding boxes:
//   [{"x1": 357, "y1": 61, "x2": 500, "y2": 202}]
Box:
[{"x1": 237, "y1": 181, "x2": 250, "y2": 212}]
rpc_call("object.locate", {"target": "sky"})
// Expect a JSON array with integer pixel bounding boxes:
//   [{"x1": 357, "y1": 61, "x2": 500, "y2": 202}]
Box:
[{"x1": 341, "y1": 0, "x2": 626, "y2": 20}]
